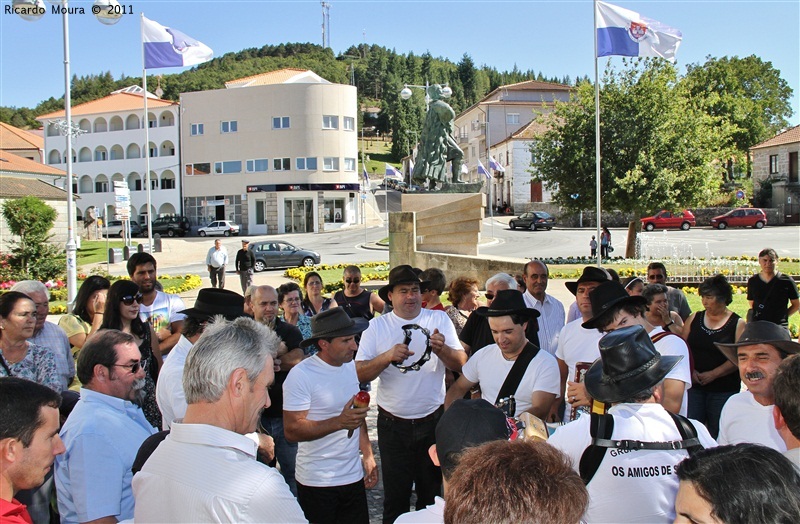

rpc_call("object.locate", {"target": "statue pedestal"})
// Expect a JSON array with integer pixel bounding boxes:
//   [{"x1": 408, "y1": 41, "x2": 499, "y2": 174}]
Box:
[{"x1": 396, "y1": 193, "x2": 485, "y2": 256}]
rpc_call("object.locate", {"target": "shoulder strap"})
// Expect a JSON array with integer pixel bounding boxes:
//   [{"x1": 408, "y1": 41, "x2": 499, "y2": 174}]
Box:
[
  {"x1": 667, "y1": 412, "x2": 704, "y2": 455},
  {"x1": 496, "y1": 342, "x2": 540, "y2": 403},
  {"x1": 579, "y1": 413, "x2": 614, "y2": 485},
  {"x1": 650, "y1": 330, "x2": 679, "y2": 343}
]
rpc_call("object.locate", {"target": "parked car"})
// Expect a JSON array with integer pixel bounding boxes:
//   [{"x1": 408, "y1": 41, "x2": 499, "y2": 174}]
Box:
[
  {"x1": 640, "y1": 210, "x2": 696, "y2": 231},
  {"x1": 103, "y1": 220, "x2": 142, "y2": 238},
  {"x1": 151, "y1": 216, "x2": 191, "y2": 237},
  {"x1": 198, "y1": 220, "x2": 241, "y2": 237},
  {"x1": 509, "y1": 211, "x2": 556, "y2": 231},
  {"x1": 248, "y1": 241, "x2": 321, "y2": 271},
  {"x1": 711, "y1": 208, "x2": 767, "y2": 229}
]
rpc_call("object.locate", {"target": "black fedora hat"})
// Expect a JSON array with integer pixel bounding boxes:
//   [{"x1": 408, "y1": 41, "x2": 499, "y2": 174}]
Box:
[
  {"x1": 582, "y1": 281, "x2": 647, "y2": 330},
  {"x1": 565, "y1": 266, "x2": 612, "y2": 295},
  {"x1": 714, "y1": 321, "x2": 800, "y2": 364},
  {"x1": 474, "y1": 289, "x2": 540, "y2": 319},
  {"x1": 300, "y1": 307, "x2": 369, "y2": 348},
  {"x1": 378, "y1": 265, "x2": 430, "y2": 303},
  {"x1": 585, "y1": 325, "x2": 682, "y2": 404},
  {"x1": 179, "y1": 288, "x2": 246, "y2": 321}
]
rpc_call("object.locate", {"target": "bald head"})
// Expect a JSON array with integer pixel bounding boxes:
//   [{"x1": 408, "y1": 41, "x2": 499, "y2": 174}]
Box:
[{"x1": 251, "y1": 285, "x2": 278, "y2": 324}]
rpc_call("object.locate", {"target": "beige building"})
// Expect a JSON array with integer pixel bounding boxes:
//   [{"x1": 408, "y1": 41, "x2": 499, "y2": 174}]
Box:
[
  {"x1": 180, "y1": 68, "x2": 360, "y2": 235},
  {"x1": 454, "y1": 80, "x2": 572, "y2": 211},
  {"x1": 750, "y1": 124, "x2": 800, "y2": 223},
  {"x1": 0, "y1": 122, "x2": 45, "y2": 163}
]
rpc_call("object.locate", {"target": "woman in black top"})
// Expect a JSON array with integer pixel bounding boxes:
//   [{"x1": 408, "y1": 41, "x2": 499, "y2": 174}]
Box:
[{"x1": 683, "y1": 275, "x2": 746, "y2": 439}]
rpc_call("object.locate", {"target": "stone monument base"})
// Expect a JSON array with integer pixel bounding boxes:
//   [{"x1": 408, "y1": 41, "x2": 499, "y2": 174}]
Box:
[{"x1": 395, "y1": 192, "x2": 485, "y2": 257}]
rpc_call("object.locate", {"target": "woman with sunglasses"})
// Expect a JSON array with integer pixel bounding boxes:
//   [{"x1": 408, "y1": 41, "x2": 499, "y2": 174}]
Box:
[
  {"x1": 0, "y1": 291, "x2": 61, "y2": 392},
  {"x1": 332, "y1": 265, "x2": 384, "y2": 321},
  {"x1": 99, "y1": 280, "x2": 163, "y2": 429},
  {"x1": 58, "y1": 276, "x2": 110, "y2": 362},
  {"x1": 279, "y1": 282, "x2": 312, "y2": 341},
  {"x1": 301, "y1": 271, "x2": 337, "y2": 317}
]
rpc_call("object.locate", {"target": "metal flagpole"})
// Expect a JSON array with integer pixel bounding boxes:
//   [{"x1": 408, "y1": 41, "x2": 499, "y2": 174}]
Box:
[
  {"x1": 487, "y1": 113, "x2": 494, "y2": 240},
  {"x1": 141, "y1": 14, "x2": 154, "y2": 253},
  {"x1": 593, "y1": 0, "x2": 602, "y2": 268}
]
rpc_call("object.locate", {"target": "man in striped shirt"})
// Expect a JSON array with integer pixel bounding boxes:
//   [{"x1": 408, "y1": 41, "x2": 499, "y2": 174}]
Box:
[{"x1": 522, "y1": 261, "x2": 565, "y2": 356}]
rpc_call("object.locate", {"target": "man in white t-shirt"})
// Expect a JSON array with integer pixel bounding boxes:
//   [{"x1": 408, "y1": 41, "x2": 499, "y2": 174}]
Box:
[
  {"x1": 284, "y1": 308, "x2": 378, "y2": 523},
  {"x1": 356, "y1": 265, "x2": 466, "y2": 523},
  {"x1": 445, "y1": 289, "x2": 559, "y2": 420},
  {"x1": 554, "y1": 266, "x2": 611, "y2": 421},
  {"x1": 582, "y1": 281, "x2": 691, "y2": 416},
  {"x1": 715, "y1": 321, "x2": 800, "y2": 451},
  {"x1": 549, "y1": 325, "x2": 717, "y2": 523},
  {"x1": 395, "y1": 399, "x2": 513, "y2": 524},
  {"x1": 522, "y1": 260, "x2": 565, "y2": 356},
  {"x1": 127, "y1": 253, "x2": 186, "y2": 355}
]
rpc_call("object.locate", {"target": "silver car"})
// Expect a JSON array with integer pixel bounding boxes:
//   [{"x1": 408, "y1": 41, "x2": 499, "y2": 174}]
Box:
[
  {"x1": 248, "y1": 241, "x2": 321, "y2": 271},
  {"x1": 104, "y1": 220, "x2": 142, "y2": 238},
  {"x1": 198, "y1": 220, "x2": 241, "y2": 237}
]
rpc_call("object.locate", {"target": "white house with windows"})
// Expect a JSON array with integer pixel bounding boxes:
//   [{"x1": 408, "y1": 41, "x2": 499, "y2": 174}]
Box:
[
  {"x1": 36, "y1": 86, "x2": 181, "y2": 225},
  {"x1": 454, "y1": 80, "x2": 572, "y2": 211},
  {"x1": 180, "y1": 68, "x2": 360, "y2": 235}
]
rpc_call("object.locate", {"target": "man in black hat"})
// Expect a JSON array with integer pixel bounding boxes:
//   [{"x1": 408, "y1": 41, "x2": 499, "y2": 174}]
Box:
[
  {"x1": 235, "y1": 239, "x2": 256, "y2": 293},
  {"x1": 355, "y1": 264, "x2": 465, "y2": 523},
  {"x1": 156, "y1": 288, "x2": 247, "y2": 429},
  {"x1": 549, "y1": 325, "x2": 716, "y2": 523},
  {"x1": 284, "y1": 308, "x2": 378, "y2": 523},
  {"x1": 582, "y1": 281, "x2": 691, "y2": 416},
  {"x1": 554, "y1": 266, "x2": 610, "y2": 421},
  {"x1": 444, "y1": 289, "x2": 559, "y2": 420},
  {"x1": 715, "y1": 321, "x2": 800, "y2": 451}
]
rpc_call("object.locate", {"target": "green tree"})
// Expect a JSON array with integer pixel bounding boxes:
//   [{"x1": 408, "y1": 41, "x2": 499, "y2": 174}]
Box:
[
  {"x1": 530, "y1": 59, "x2": 735, "y2": 255},
  {"x1": 1, "y1": 196, "x2": 66, "y2": 281}
]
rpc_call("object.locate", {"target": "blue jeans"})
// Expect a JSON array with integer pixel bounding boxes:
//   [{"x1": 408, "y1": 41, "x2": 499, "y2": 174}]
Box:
[
  {"x1": 687, "y1": 389, "x2": 736, "y2": 440},
  {"x1": 261, "y1": 416, "x2": 298, "y2": 496}
]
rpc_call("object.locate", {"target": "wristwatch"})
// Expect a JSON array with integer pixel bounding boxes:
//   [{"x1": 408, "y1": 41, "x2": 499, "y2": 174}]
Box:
[{"x1": 665, "y1": 321, "x2": 675, "y2": 328}]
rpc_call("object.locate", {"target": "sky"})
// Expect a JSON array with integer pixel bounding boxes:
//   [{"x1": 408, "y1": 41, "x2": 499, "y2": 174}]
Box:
[{"x1": 1, "y1": 0, "x2": 798, "y2": 126}]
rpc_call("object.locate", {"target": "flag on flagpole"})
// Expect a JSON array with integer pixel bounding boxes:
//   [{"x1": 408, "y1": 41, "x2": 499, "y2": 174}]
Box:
[
  {"x1": 409, "y1": 159, "x2": 415, "y2": 175},
  {"x1": 488, "y1": 155, "x2": 506, "y2": 173},
  {"x1": 142, "y1": 16, "x2": 213, "y2": 69},
  {"x1": 385, "y1": 163, "x2": 402, "y2": 178},
  {"x1": 461, "y1": 163, "x2": 469, "y2": 175},
  {"x1": 595, "y1": 1, "x2": 681, "y2": 60},
  {"x1": 477, "y1": 160, "x2": 492, "y2": 180},
  {"x1": 362, "y1": 165, "x2": 370, "y2": 186}
]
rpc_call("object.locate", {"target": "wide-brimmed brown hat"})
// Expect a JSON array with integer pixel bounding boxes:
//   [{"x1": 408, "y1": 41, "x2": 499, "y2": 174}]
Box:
[
  {"x1": 585, "y1": 325, "x2": 682, "y2": 404},
  {"x1": 378, "y1": 265, "x2": 429, "y2": 303},
  {"x1": 473, "y1": 289, "x2": 540, "y2": 320},
  {"x1": 565, "y1": 266, "x2": 612, "y2": 295},
  {"x1": 714, "y1": 321, "x2": 800, "y2": 364},
  {"x1": 300, "y1": 307, "x2": 369, "y2": 348},
  {"x1": 582, "y1": 281, "x2": 647, "y2": 330},
  {"x1": 179, "y1": 288, "x2": 246, "y2": 321}
]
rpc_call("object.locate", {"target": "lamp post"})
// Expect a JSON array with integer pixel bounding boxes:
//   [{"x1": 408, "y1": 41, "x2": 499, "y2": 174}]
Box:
[{"x1": 13, "y1": 0, "x2": 122, "y2": 312}]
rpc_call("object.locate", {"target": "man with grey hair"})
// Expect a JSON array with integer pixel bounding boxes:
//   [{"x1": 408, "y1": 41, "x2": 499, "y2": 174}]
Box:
[
  {"x1": 459, "y1": 273, "x2": 539, "y2": 354},
  {"x1": 11, "y1": 280, "x2": 74, "y2": 390},
  {"x1": 56, "y1": 329, "x2": 156, "y2": 523},
  {"x1": 522, "y1": 260, "x2": 565, "y2": 356},
  {"x1": 133, "y1": 317, "x2": 306, "y2": 522}
]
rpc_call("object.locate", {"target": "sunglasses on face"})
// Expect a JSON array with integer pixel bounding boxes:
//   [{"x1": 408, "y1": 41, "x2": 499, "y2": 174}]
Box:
[
  {"x1": 112, "y1": 359, "x2": 148, "y2": 374},
  {"x1": 121, "y1": 293, "x2": 144, "y2": 306},
  {"x1": 345, "y1": 278, "x2": 361, "y2": 284},
  {"x1": 485, "y1": 293, "x2": 495, "y2": 300}
]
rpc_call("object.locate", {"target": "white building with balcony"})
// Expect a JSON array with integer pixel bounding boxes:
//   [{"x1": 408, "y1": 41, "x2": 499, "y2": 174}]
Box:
[
  {"x1": 180, "y1": 68, "x2": 360, "y2": 235},
  {"x1": 37, "y1": 86, "x2": 181, "y2": 224}
]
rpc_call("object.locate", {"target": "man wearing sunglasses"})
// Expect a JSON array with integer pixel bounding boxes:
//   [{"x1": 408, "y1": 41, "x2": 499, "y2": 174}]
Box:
[{"x1": 56, "y1": 330, "x2": 157, "y2": 523}]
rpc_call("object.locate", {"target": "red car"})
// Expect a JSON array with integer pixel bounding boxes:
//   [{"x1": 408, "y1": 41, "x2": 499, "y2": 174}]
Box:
[
  {"x1": 711, "y1": 208, "x2": 767, "y2": 229},
  {"x1": 640, "y1": 210, "x2": 696, "y2": 231}
]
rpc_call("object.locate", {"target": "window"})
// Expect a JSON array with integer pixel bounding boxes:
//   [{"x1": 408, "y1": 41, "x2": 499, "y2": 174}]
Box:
[
  {"x1": 95, "y1": 181, "x2": 109, "y2": 193},
  {"x1": 323, "y1": 199, "x2": 345, "y2": 223},
  {"x1": 507, "y1": 113, "x2": 520, "y2": 125},
  {"x1": 273, "y1": 117, "x2": 290, "y2": 129},
  {"x1": 161, "y1": 178, "x2": 176, "y2": 190},
  {"x1": 191, "y1": 123, "x2": 204, "y2": 136},
  {"x1": 273, "y1": 158, "x2": 291, "y2": 171},
  {"x1": 769, "y1": 154, "x2": 779, "y2": 174},
  {"x1": 149, "y1": 146, "x2": 158, "y2": 158},
  {"x1": 246, "y1": 159, "x2": 269, "y2": 173},
  {"x1": 151, "y1": 179, "x2": 159, "y2": 190},
  {"x1": 344, "y1": 158, "x2": 356, "y2": 171},
  {"x1": 221, "y1": 121, "x2": 238, "y2": 134},
  {"x1": 94, "y1": 150, "x2": 107, "y2": 161},
  {"x1": 343, "y1": 116, "x2": 355, "y2": 131},
  {"x1": 185, "y1": 163, "x2": 211, "y2": 176},
  {"x1": 323, "y1": 157, "x2": 339, "y2": 171},
  {"x1": 214, "y1": 161, "x2": 242, "y2": 174},
  {"x1": 322, "y1": 115, "x2": 339, "y2": 129},
  {"x1": 296, "y1": 157, "x2": 318, "y2": 170}
]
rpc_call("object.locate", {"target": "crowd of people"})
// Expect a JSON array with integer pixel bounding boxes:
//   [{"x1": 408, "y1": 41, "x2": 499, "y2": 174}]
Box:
[{"x1": 1, "y1": 246, "x2": 800, "y2": 523}]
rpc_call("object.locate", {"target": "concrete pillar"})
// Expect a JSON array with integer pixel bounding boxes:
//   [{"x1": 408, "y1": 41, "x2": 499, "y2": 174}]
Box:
[{"x1": 389, "y1": 211, "x2": 416, "y2": 268}]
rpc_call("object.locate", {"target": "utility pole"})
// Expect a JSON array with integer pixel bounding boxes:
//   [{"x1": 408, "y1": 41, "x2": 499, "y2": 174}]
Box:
[{"x1": 321, "y1": 2, "x2": 331, "y2": 48}]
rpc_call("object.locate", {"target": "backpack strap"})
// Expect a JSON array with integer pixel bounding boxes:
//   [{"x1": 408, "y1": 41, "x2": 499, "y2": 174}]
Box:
[
  {"x1": 495, "y1": 342, "x2": 540, "y2": 404},
  {"x1": 578, "y1": 413, "x2": 614, "y2": 485},
  {"x1": 667, "y1": 412, "x2": 704, "y2": 455}
]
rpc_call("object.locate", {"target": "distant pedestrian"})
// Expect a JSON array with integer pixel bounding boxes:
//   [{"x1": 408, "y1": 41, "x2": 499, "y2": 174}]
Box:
[
  {"x1": 589, "y1": 235, "x2": 597, "y2": 257},
  {"x1": 747, "y1": 247, "x2": 799, "y2": 328},
  {"x1": 235, "y1": 239, "x2": 255, "y2": 293},
  {"x1": 206, "y1": 239, "x2": 228, "y2": 289},
  {"x1": 600, "y1": 227, "x2": 611, "y2": 258}
]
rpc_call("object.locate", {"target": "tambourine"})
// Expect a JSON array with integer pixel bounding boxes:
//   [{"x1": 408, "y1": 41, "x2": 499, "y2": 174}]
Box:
[{"x1": 392, "y1": 323, "x2": 432, "y2": 373}]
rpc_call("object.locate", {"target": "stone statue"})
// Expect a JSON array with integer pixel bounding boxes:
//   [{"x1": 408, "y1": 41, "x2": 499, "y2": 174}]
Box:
[
  {"x1": 83, "y1": 207, "x2": 97, "y2": 239},
  {"x1": 412, "y1": 84, "x2": 465, "y2": 188}
]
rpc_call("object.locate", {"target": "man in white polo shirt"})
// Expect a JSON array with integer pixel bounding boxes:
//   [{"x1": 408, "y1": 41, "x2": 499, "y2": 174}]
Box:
[{"x1": 521, "y1": 260, "x2": 565, "y2": 356}]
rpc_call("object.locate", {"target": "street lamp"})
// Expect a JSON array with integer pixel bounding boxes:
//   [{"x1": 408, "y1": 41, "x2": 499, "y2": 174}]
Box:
[{"x1": 13, "y1": 0, "x2": 122, "y2": 312}]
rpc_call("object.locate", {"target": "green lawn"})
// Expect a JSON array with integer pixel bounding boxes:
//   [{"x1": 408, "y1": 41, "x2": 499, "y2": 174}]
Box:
[
  {"x1": 360, "y1": 139, "x2": 400, "y2": 181},
  {"x1": 77, "y1": 240, "x2": 128, "y2": 266}
]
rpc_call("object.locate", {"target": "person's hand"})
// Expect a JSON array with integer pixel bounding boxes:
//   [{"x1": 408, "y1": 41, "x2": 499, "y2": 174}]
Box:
[
  {"x1": 657, "y1": 303, "x2": 670, "y2": 323},
  {"x1": 339, "y1": 396, "x2": 369, "y2": 431},
  {"x1": 156, "y1": 327, "x2": 172, "y2": 343},
  {"x1": 256, "y1": 433, "x2": 275, "y2": 462},
  {"x1": 276, "y1": 341, "x2": 288, "y2": 357},
  {"x1": 546, "y1": 401, "x2": 562, "y2": 423},
  {"x1": 566, "y1": 381, "x2": 591, "y2": 408},
  {"x1": 93, "y1": 292, "x2": 106, "y2": 313},
  {"x1": 430, "y1": 328, "x2": 445, "y2": 354},
  {"x1": 386, "y1": 343, "x2": 414, "y2": 364},
  {"x1": 362, "y1": 454, "x2": 379, "y2": 488}
]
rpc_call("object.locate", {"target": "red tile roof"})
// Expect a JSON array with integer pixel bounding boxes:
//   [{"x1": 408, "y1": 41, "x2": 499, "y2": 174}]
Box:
[{"x1": 750, "y1": 125, "x2": 800, "y2": 150}]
